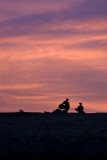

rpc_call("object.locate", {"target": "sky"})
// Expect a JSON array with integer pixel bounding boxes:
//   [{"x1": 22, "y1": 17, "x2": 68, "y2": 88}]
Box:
[{"x1": 0, "y1": 0, "x2": 107, "y2": 113}]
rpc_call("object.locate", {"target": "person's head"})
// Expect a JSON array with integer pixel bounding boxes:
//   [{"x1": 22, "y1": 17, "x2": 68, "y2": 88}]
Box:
[
  {"x1": 66, "y1": 98, "x2": 69, "y2": 101},
  {"x1": 79, "y1": 102, "x2": 82, "y2": 105}
]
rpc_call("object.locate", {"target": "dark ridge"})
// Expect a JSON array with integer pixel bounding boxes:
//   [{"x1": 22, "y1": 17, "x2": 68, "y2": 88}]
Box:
[{"x1": 0, "y1": 112, "x2": 107, "y2": 160}]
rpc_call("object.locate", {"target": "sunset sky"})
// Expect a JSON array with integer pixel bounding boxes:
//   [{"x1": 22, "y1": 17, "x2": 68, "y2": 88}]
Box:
[{"x1": 0, "y1": 0, "x2": 107, "y2": 113}]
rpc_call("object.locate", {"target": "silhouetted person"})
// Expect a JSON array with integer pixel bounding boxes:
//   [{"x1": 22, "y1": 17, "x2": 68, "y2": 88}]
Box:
[
  {"x1": 75, "y1": 102, "x2": 85, "y2": 113},
  {"x1": 19, "y1": 109, "x2": 24, "y2": 113},
  {"x1": 52, "y1": 98, "x2": 70, "y2": 113},
  {"x1": 58, "y1": 98, "x2": 70, "y2": 113}
]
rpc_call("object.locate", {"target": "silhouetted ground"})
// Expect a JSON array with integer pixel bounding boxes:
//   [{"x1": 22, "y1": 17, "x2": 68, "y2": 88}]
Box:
[{"x1": 0, "y1": 112, "x2": 107, "y2": 160}]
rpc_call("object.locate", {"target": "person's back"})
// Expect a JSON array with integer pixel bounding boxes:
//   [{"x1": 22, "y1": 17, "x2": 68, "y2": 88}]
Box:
[{"x1": 78, "y1": 105, "x2": 84, "y2": 113}]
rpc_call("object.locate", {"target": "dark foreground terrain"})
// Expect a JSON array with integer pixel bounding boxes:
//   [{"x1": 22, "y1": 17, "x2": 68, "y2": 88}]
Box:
[{"x1": 0, "y1": 112, "x2": 107, "y2": 160}]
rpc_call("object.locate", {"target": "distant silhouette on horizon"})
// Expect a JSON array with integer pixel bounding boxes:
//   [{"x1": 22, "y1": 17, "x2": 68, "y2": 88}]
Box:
[
  {"x1": 52, "y1": 98, "x2": 70, "y2": 113},
  {"x1": 19, "y1": 109, "x2": 24, "y2": 113},
  {"x1": 75, "y1": 102, "x2": 85, "y2": 114}
]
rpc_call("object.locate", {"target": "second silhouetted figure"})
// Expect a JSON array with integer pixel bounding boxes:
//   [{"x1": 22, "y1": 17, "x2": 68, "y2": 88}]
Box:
[{"x1": 75, "y1": 102, "x2": 85, "y2": 113}]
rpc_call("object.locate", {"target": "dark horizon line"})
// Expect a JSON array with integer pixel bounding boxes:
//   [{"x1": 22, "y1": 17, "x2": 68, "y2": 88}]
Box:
[{"x1": 0, "y1": 111, "x2": 107, "y2": 114}]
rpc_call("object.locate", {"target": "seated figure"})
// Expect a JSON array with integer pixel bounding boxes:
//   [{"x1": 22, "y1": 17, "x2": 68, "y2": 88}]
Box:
[
  {"x1": 52, "y1": 98, "x2": 70, "y2": 114},
  {"x1": 75, "y1": 102, "x2": 85, "y2": 113},
  {"x1": 58, "y1": 98, "x2": 70, "y2": 113}
]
